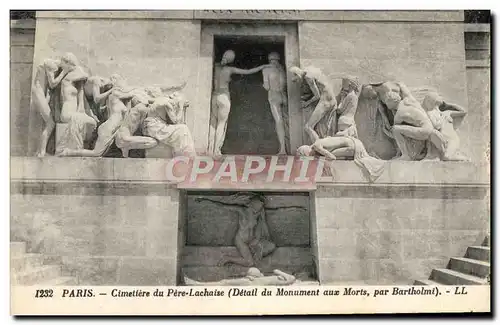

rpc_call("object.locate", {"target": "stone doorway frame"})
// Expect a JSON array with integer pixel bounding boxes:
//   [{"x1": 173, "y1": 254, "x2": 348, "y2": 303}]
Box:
[
  {"x1": 200, "y1": 22, "x2": 302, "y2": 154},
  {"x1": 176, "y1": 188, "x2": 320, "y2": 285}
]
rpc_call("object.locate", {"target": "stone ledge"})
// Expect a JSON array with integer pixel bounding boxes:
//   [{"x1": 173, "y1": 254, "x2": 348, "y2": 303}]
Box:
[
  {"x1": 466, "y1": 59, "x2": 490, "y2": 68},
  {"x1": 465, "y1": 23, "x2": 491, "y2": 33},
  {"x1": 36, "y1": 10, "x2": 195, "y2": 20},
  {"x1": 11, "y1": 157, "x2": 489, "y2": 186},
  {"x1": 35, "y1": 10, "x2": 464, "y2": 22},
  {"x1": 10, "y1": 19, "x2": 36, "y2": 30}
]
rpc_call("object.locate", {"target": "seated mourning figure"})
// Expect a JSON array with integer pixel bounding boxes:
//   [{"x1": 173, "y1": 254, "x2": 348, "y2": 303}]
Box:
[
  {"x1": 115, "y1": 85, "x2": 196, "y2": 158},
  {"x1": 52, "y1": 53, "x2": 99, "y2": 155},
  {"x1": 184, "y1": 268, "x2": 296, "y2": 286}
]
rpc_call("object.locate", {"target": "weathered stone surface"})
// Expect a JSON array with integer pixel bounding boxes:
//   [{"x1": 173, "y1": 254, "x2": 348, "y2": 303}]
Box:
[
  {"x1": 118, "y1": 257, "x2": 177, "y2": 285},
  {"x1": 61, "y1": 256, "x2": 120, "y2": 285},
  {"x1": 94, "y1": 227, "x2": 146, "y2": 256},
  {"x1": 10, "y1": 32, "x2": 33, "y2": 156}
]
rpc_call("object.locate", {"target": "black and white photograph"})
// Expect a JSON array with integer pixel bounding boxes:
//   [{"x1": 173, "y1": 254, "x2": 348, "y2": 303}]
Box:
[{"x1": 8, "y1": 8, "x2": 491, "y2": 315}]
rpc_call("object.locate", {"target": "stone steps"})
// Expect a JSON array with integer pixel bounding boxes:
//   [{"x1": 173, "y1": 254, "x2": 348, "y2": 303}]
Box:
[
  {"x1": 13, "y1": 265, "x2": 62, "y2": 285},
  {"x1": 465, "y1": 246, "x2": 490, "y2": 262},
  {"x1": 10, "y1": 241, "x2": 78, "y2": 286},
  {"x1": 413, "y1": 235, "x2": 490, "y2": 286},
  {"x1": 413, "y1": 279, "x2": 443, "y2": 286},
  {"x1": 430, "y1": 268, "x2": 487, "y2": 285},
  {"x1": 448, "y1": 257, "x2": 490, "y2": 278},
  {"x1": 37, "y1": 276, "x2": 77, "y2": 286},
  {"x1": 11, "y1": 253, "x2": 46, "y2": 272}
]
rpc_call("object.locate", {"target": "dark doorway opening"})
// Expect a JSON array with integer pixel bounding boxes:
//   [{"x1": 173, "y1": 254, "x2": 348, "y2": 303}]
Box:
[{"x1": 213, "y1": 36, "x2": 288, "y2": 155}]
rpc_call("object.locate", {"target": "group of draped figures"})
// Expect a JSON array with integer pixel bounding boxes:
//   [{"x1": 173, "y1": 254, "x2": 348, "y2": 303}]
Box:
[
  {"x1": 31, "y1": 52, "x2": 468, "y2": 178},
  {"x1": 289, "y1": 66, "x2": 469, "y2": 182},
  {"x1": 31, "y1": 52, "x2": 196, "y2": 158}
]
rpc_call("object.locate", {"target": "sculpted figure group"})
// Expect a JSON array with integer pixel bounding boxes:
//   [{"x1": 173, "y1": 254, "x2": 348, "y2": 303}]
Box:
[
  {"x1": 288, "y1": 65, "x2": 469, "y2": 181},
  {"x1": 32, "y1": 52, "x2": 196, "y2": 158},
  {"x1": 32, "y1": 51, "x2": 468, "y2": 169}
]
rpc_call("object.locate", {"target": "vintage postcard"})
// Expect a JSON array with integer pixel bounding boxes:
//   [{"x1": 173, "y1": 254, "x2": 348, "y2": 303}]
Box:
[{"x1": 9, "y1": 9, "x2": 491, "y2": 315}]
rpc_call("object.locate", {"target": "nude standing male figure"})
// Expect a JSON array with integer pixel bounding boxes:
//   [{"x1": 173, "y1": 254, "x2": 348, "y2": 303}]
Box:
[
  {"x1": 263, "y1": 52, "x2": 288, "y2": 155},
  {"x1": 31, "y1": 58, "x2": 70, "y2": 157},
  {"x1": 208, "y1": 50, "x2": 272, "y2": 156},
  {"x1": 289, "y1": 66, "x2": 337, "y2": 143}
]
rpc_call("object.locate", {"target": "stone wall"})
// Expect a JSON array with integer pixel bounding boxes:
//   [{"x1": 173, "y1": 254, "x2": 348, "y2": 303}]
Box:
[
  {"x1": 10, "y1": 21, "x2": 35, "y2": 156},
  {"x1": 465, "y1": 25, "x2": 490, "y2": 163},
  {"x1": 313, "y1": 166, "x2": 490, "y2": 284},
  {"x1": 11, "y1": 158, "x2": 182, "y2": 285},
  {"x1": 10, "y1": 157, "x2": 490, "y2": 285}
]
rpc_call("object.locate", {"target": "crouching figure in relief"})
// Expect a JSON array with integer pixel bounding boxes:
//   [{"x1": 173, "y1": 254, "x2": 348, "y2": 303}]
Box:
[
  {"x1": 421, "y1": 92, "x2": 469, "y2": 161},
  {"x1": 195, "y1": 192, "x2": 276, "y2": 267}
]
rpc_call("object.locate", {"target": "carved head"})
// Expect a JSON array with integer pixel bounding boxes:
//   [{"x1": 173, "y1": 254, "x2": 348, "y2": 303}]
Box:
[
  {"x1": 168, "y1": 91, "x2": 189, "y2": 111},
  {"x1": 297, "y1": 145, "x2": 313, "y2": 156},
  {"x1": 268, "y1": 52, "x2": 280, "y2": 63},
  {"x1": 341, "y1": 76, "x2": 361, "y2": 94},
  {"x1": 43, "y1": 59, "x2": 60, "y2": 72},
  {"x1": 289, "y1": 66, "x2": 304, "y2": 83},
  {"x1": 246, "y1": 268, "x2": 263, "y2": 279},
  {"x1": 382, "y1": 91, "x2": 402, "y2": 111},
  {"x1": 61, "y1": 52, "x2": 79, "y2": 70},
  {"x1": 247, "y1": 195, "x2": 265, "y2": 214},
  {"x1": 422, "y1": 92, "x2": 444, "y2": 111},
  {"x1": 336, "y1": 119, "x2": 357, "y2": 137},
  {"x1": 221, "y1": 50, "x2": 235, "y2": 65},
  {"x1": 360, "y1": 85, "x2": 378, "y2": 99},
  {"x1": 99, "y1": 77, "x2": 113, "y2": 88},
  {"x1": 109, "y1": 74, "x2": 126, "y2": 89}
]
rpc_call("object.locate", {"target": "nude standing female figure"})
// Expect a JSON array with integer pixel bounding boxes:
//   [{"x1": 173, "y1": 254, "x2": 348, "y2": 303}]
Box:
[
  {"x1": 31, "y1": 58, "x2": 70, "y2": 157},
  {"x1": 59, "y1": 53, "x2": 95, "y2": 128},
  {"x1": 208, "y1": 50, "x2": 272, "y2": 156}
]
